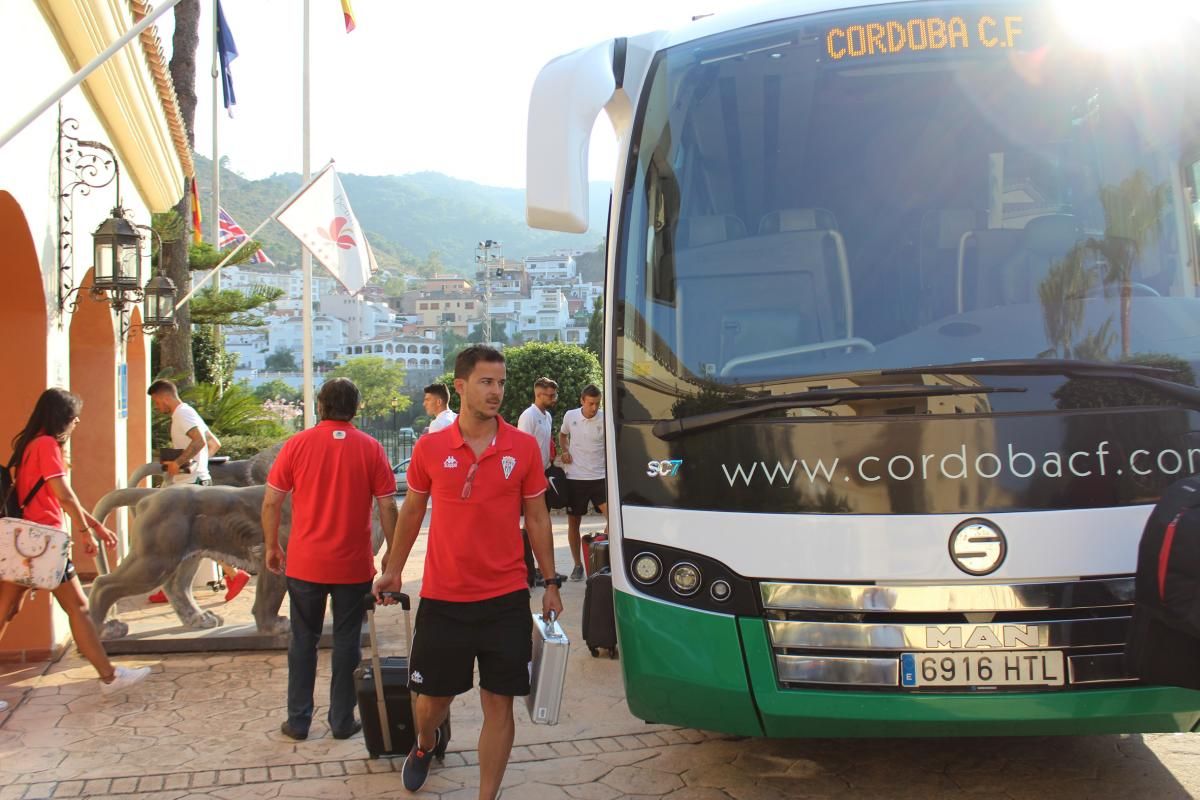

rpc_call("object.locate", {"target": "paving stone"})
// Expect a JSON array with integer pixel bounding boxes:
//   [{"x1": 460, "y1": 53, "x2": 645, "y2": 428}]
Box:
[
  {"x1": 550, "y1": 741, "x2": 580, "y2": 757},
  {"x1": 22, "y1": 785, "x2": 55, "y2": 800},
  {"x1": 80, "y1": 780, "x2": 111, "y2": 797},
  {"x1": 188, "y1": 772, "x2": 216, "y2": 789},
  {"x1": 529, "y1": 743, "x2": 557, "y2": 759},
  {"x1": 135, "y1": 775, "x2": 165, "y2": 792},
  {"x1": 317, "y1": 762, "x2": 345, "y2": 778},
  {"x1": 342, "y1": 761, "x2": 368, "y2": 776},
  {"x1": 602, "y1": 764, "x2": 684, "y2": 795},
  {"x1": 109, "y1": 777, "x2": 139, "y2": 794},
  {"x1": 0, "y1": 787, "x2": 23, "y2": 800},
  {"x1": 161, "y1": 774, "x2": 190, "y2": 791},
  {"x1": 594, "y1": 738, "x2": 621, "y2": 753},
  {"x1": 216, "y1": 771, "x2": 241, "y2": 786},
  {"x1": 240, "y1": 768, "x2": 266, "y2": 784},
  {"x1": 572, "y1": 739, "x2": 601, "y2": 755},
  {"x1": 291, "y1": 764, "x2": 319, "y2": 780},
  {"x1": 50, "y1": 781, "x2": 83, "y2": 798}
]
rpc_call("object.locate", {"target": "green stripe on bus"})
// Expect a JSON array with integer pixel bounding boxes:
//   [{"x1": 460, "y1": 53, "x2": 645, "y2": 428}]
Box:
[{"x1": 615, "y1": 590, "x2": 764, "y2": 736}]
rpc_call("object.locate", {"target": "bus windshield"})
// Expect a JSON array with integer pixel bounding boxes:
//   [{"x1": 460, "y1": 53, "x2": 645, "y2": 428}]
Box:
[{"x1": 615, "y1": 3, "x2": 1200, "y2": 420}]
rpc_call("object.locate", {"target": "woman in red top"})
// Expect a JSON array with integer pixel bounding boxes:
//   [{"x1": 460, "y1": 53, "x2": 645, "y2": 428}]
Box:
[{"x1": 0, "y1": 388, "x2": 150, "y2": 696}]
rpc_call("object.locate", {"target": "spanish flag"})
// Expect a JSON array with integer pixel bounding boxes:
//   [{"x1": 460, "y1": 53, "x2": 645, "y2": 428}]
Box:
[
  {"x1": 341, "y1": 0, "x2": 356, "y2": 33},
  {"x1": 189, "y1": 177, "x2": 202, "y2": 245}
]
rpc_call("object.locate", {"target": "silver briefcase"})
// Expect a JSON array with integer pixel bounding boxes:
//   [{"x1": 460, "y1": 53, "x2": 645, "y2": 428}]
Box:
[{"x1": 527, "y1": 611, "x2": 569, "y2": 725}]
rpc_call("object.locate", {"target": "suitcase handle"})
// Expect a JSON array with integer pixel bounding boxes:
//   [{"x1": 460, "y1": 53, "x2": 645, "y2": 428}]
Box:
[{"x1": 364, "y1": 591, "x2": 410, "y2": 611}]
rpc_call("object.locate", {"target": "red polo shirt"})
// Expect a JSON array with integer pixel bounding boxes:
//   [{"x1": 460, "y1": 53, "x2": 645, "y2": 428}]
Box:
[
  {"x1": 17, "y1": 435, "x2": 66, "y2": 528},
  {"x1": 407, "y1": 416, "x2": 547, "y2": 602},
  {"x1": 266, "y1": 421, "x2": 396, "y2": 584}
]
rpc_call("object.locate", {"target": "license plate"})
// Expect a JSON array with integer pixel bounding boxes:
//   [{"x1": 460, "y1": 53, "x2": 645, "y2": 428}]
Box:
[{"x1": 900, "y1": 650, "x2": 1065, "y2": 688}]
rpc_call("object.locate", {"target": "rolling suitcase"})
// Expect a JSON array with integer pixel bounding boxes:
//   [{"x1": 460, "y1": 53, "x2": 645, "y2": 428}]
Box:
[
  {"x1": 355, "y1": 592, "x2": 450, "y2": 759},
  {"x1": 526, "y1": 610, "x2": 570, "y2": 724},
  {"x1": 582, "y1": 569, "x2": 618, "y2": 658}
]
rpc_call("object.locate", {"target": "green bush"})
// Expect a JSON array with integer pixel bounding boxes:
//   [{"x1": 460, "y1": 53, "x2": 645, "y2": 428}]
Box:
[
  {"x1": 215, "y1": 434, "x2": 293, "y2": 461},
  {"x1": 436, "y1": 342, "x2": 602, "y2": 431}
]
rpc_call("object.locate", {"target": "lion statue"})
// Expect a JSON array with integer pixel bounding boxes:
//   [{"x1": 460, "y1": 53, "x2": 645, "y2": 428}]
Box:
[{"x1": 90, "y1": 446, "x2": 391, "y2": 638}]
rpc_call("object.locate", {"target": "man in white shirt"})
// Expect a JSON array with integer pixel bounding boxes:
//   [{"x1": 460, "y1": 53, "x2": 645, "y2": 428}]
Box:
[
  {"x1": 423, "y1": 383, "x2": 457, "y2": 434},
  {"x1": 516, "y1": 377, "x2": 557, "y2": 470},
  {"x1": 147, "y1": 380, "x2": 249, "y2": 602},
  {"x1": 558, "y1": 384, "x2": 606, "y2": 582},
  {"x1": 517, "y1": 377, "x2": 559, "y2": 586}
]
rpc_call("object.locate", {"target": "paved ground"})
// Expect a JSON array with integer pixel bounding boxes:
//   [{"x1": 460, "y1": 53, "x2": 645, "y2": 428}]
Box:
[{"x1": 2, "y1": 514, "x2": 1200, "y2": 799}]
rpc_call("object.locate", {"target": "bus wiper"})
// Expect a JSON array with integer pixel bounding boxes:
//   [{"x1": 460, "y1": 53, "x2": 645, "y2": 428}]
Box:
[
  {"x1": 652, "y1": 384, "x2": 1024, "y2": 441},
  {"x1": 881, "y1": 359, "x2": 1200, "y2": 409}
]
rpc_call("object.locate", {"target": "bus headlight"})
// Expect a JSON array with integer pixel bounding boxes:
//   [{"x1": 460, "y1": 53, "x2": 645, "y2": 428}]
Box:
[
  {"x1": 631, "y1": 552, "x2": 662, "y2": 585},
  {"x1": 669, "y1": 562, "x2": 702, "y2": 596},
  {"x1": 710, "y1": 579, "x2": 732, "y2": 602}
]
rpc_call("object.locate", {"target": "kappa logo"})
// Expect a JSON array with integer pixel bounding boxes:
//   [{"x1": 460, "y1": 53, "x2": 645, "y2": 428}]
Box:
[
  {"x1": 332, "y1": 430, "x2": 346, "y2": 440},
  {"x1": 443, "y1": 456, "x2": 458, "y2": 469},
  {"x1": 502, "y1": 455, "x2": 516, "y2": 479},
  {"x1": 410, "y1": 670, "x2": 424, "y2": 684}
]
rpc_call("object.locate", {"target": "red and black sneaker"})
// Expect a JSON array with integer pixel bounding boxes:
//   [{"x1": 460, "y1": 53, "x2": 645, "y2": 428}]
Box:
[{"x1": 402, "y1": 727, "x2": 441, "y2": 793}]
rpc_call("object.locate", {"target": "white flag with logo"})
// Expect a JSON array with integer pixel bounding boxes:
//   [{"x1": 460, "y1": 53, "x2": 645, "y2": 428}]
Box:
[{"x1": 274, "y1": 164, "x2": 377, "y2": 294}]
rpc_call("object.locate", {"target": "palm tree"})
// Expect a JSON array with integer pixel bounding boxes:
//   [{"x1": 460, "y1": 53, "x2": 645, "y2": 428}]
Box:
[
  {"x1": 160, "y1": 0, "x2": 201, "y2": 386},
  {"x1": 1091, "y1": 170, "x2": 1167, "y2": 357}
]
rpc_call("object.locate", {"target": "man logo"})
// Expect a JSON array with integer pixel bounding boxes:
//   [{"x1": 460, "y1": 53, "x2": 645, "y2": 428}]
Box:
[
  {"x1": 949, "y1": 518, "x2": 1006, "y2": 576},
  {"x1": 502, "y1": 455, "x2": 516, "y2": 480},
  {"x1": 443, "y1": 456, "x2": 458, "y2": 469},
  {"x1": 411, "y1": 670, "x2": 424, "y2": 684}
]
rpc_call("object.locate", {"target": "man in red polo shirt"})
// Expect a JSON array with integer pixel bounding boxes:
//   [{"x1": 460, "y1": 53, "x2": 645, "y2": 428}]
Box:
[
  {"x1": 262, "y1": 377, "x2": 398, "y2": 742},
  {"x1": 373, "y1": 345, "x2": 561, "y2": 798}
]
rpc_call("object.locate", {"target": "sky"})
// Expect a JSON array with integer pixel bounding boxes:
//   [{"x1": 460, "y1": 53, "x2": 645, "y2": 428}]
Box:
[{"x1": 161, "y1": 0, "x2": 746, "y2": 189}]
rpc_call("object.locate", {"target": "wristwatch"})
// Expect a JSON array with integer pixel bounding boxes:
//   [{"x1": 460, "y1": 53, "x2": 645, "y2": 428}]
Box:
[{"x1": 543, "y1": 576, "x2": 564, "y2": 589}]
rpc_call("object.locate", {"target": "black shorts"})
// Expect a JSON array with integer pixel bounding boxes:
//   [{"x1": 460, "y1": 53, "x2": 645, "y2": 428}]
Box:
[
  {"x1": 408, "y1": 589, "x2": 533, "y2": 697},
  {"x1": 566, "y1": 478, "x2": 606, "y2": 517}
]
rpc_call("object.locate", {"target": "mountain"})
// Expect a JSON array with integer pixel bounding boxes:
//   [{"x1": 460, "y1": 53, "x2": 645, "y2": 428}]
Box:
[{"x1": 193, "y1": 155, "x2": 611, "y2": 273}]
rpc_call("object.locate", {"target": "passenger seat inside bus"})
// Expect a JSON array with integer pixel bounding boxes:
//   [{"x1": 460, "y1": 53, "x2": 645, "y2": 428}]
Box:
[
  {"x1": 671, "y1": 208, "x2": 853, "y2": 378},
  {"x1": 920, "y1": 209, "x2": 983, "y2": 322},
  {"x1": 957, "y1": 214, "x2": 1081, "y2": 312}
]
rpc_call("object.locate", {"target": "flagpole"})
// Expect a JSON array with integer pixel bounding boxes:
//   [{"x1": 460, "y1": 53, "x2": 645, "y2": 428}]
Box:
[
  {"x1": 174, "y1": 161, "x2": 333, "y2": 309},
  {"x1": 211, "y1": 0, "x2": 222, "y2": 385},
  {"x1": 301, "y1": 0, "x2": 315, "y2": 428}
]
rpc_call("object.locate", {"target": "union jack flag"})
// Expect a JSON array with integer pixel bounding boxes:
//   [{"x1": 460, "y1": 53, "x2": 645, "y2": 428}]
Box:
[{"x1": 218, "y1": 206, "x2": 272, "y2": 265}]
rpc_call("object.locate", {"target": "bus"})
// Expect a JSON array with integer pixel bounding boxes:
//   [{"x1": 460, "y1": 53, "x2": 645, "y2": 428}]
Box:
[{"x1": 526, "y1": 0, "x2": 1200, "y2": 736}]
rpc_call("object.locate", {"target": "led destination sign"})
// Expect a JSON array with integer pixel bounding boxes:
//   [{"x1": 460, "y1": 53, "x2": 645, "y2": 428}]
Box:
[{"x1": 826, "y1": 14, "x2": 1025, "y2": 61}]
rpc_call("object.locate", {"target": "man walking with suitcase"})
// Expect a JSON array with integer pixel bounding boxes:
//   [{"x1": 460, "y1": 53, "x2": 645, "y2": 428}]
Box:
[
  {"x1": 262, "y1": 378, "x2": 398, "y2": 741},
  {"x1": 373, "y1": 345, "x2": 563, "y2": 798}
]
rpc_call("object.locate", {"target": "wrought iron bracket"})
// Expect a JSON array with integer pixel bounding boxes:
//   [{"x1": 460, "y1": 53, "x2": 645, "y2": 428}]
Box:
[{"x1": 57, "y1": 112, "x2": 121, "y2": 320}]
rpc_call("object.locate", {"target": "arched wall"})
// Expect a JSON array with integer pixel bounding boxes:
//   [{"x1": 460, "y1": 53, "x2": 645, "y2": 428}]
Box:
[
  {"x1": 69, "y1": 269, "x2": 118, "y2": 577},
  {"x1": 0, "y1": 191, "x2": 53, "y2": 660}
]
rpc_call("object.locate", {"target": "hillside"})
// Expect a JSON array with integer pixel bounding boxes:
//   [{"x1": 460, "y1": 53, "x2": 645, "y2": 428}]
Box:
[{"x1": 193, "y1": 155, "x2": 610, "y2": 273}]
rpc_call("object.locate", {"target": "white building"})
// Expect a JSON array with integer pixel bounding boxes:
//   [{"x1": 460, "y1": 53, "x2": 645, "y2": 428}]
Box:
[
  {"x1": 225, "y1": 328, "x2": 270, "y2": 370},
  {"x1": 523, "y1": 254, "x2": 577, "y2": 282},
  {"x1": 321, "y1": 293, "x2": 397, "y2": 341},
  {"x1": 268, "y1": 314, "x2": 346, "y2": 363}
]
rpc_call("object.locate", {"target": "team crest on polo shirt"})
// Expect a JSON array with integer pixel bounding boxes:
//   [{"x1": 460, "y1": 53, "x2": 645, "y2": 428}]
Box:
[
  {"x1": 443, "y1": 456, "x2": 458, "y2": 469},
  {"x1": 501, "y1": 455, "x2": 516, "y2": 479}
]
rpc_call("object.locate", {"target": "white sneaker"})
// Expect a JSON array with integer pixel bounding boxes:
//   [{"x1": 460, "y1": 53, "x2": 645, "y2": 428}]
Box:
[{"x1": 100, "y1": 665, "x2": 150, "y2": 695}]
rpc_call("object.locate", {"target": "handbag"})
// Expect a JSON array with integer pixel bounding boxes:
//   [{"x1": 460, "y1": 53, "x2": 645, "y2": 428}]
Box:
[
  {"x1": 0, "y1": 465, "x2": 68, "y2": 589},
  {"x1": 0, "y1": 517, "x2": 71, "y2": 589}
]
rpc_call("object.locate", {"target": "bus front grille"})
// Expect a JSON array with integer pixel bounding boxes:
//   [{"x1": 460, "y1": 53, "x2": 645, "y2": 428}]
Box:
[{"x1": 759, "y1": 577, "x2": 1135, "y2": 690}]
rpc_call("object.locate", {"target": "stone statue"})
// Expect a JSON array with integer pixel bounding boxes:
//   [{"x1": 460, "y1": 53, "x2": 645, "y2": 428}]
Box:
[{"x1": 89, "y1": 445, "x2": 391, "y2": 638}]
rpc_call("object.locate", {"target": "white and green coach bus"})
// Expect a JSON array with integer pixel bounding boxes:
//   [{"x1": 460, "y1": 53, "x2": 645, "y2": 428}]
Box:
[{"x1": 527, "y1": 0, "x2": 1200, "y2": 735}]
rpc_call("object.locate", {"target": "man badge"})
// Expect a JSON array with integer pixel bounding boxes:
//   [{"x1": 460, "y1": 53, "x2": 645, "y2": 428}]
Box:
[{"x1": 502, "y1": 455, "x2": 516, "y2": 480}]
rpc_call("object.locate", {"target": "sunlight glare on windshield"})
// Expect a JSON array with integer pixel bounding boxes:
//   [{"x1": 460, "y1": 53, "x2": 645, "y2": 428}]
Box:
[{"x1": 1052, "y1": 0, "x2": 1198, "y2": 51}]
